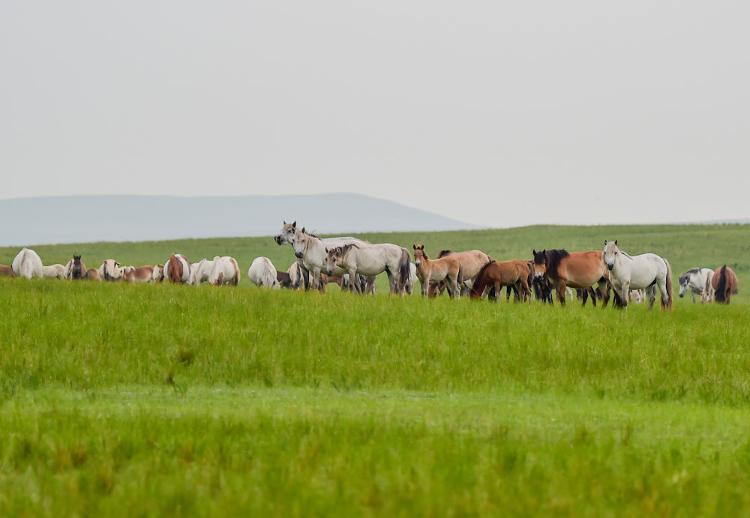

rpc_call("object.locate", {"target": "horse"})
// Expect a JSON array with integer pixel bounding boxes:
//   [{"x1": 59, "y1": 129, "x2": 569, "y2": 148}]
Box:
[
  {"x1": 188, "y1": 259, "x2": 215, "y2": 285},
  {"x1": 86, "y1": 268, "x2": 102, "y2": 281},
  {"x1": 629, "y1": 289, "x2": 645, "y2": 304},
  {"x1": 324, "y1": 243, "x2": 410, "y2": 294},
  {"x1": 0, "y1": 264, "x2": 15, "y2": 277},
  {"x1": 124, "y1": 265, "x2": 157, "y2": 283},
  {"x1": 470, "y1": 260, "x2": 530, "y2": 301},
  {"x1": 100, "y1": 259, "x2": 124, "y2": 281},
  {"x1": 711, "y1": 265, "x2": 738, "y2": 304},
  {"x1": 532, "y1": 249, "x2": 611, "y2": 306},
  {"x1": 163, "y1": 254, "x2": 190, "y2": 283},
  {"x1": 274, "y1": 221, "x2": 368, "y2": 290},
  {"x1": 248, "y1": 257, "x2": 279, "y2": 288},
  {"x1": 152, "y1": 264, "x2": 165, "y2": 282},
  {"x1": 209, "y1": 256, "x2": 240, "y2": 286},
  {"x1": 437, "y1": 249, "x2": 491, "y2": 293},
  {"x1": 412, "y1": 244, "x2": 462, "y2": 298},
  {"x1": 678, "y1": 268, "x2": 714, "y2": 303},
  {"x1": 42, "y1": 264, "x2": 67, "y2": 280},
  {"x1": 602, "y1": 240, "x2": 672, "y2": 310},
  {"x1": 12, "y1": 248, "x2": 43, "y2": 279},
  {"x1": 65, "y1": 255, "x2": 86, "y2": 280}
]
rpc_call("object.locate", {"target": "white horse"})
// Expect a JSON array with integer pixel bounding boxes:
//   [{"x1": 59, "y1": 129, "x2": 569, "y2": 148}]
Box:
[
  {"x1": 678, "y1": 268, "x2": 714, "y2": 303},
  {"x1": 100, "y1": 259, "x2": 124, "y2": 281},
  {"x1": 12, "y1": 248, "x2": 43, "y2": 279},
  {"x1": 209, "y1": 256, "x2": 240, "y2": 286},
  {"x1": 152, "y1": 264, "x2": 164, "y2": 282},
  {"x1": 602, "y1": 240, "x2": 672, "y2": 310},
  {"x1": 248, "y1": 257, "x2": 279, "y2": 288},
  {"x1": 42, "y1": 264, "x2": 67, "y2": 279},
  {"x1": 188, "y1": 259, "x2": 214, "y2": 285},
  {"x1": 163, "y1": 254, "x2": 191, "y2": 283},
  {"x1": 324, "y1": 243, "x2": 411, "y2": 294},
  {"x1": 275, "y1": 221, "x2": 368, "y2": 290}
]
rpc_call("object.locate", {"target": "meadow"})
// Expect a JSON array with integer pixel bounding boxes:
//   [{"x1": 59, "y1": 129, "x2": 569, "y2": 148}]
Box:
[{"x1": 0, "y1": 224, "x2": 748, "y2": 516}]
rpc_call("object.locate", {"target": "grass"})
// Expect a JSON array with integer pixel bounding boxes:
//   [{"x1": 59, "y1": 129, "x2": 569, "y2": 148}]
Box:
[{"x1": 0, "y1": 224, "x2": 748, "y2": 516}]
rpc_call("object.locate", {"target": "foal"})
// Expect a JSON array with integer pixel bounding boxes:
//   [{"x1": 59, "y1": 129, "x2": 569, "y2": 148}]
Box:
[{"x1": 412, "y1": 245, "x2": 462, "y2": 299}]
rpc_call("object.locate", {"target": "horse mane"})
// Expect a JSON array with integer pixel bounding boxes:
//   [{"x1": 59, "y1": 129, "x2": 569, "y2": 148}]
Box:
[
  {"x1": 715, "y1": 265, "x2": 728, "y2": 302},
  {"x1": 545, "y1": 249, "x2": 569, "y2": 279},
  {"x1": 438, "y1": 250, "x2": 452, "y2": 258}
]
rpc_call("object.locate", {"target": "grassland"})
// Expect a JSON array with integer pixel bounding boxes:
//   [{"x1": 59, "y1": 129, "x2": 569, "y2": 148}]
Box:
[{"x1": 0, "y1": 224, "x2": 748, "y2": 516}]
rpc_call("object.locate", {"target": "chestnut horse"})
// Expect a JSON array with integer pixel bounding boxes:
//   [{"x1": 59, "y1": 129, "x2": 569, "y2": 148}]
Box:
[
  {"x1": 532, "y1": 249, "x2": 610, "y2": 306},
  {"x1": 470, "y1": 260, "x2": 530, "y2": 301},
  {"x1": 711, "y1": 265, "x2": 738, "y2": 304},
  {"x1": 412, "y1": 245, "x2": 462, "y2": 298}
]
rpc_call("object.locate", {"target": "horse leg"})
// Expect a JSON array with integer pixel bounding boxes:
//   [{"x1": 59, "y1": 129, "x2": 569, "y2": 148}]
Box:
[
  {"x1": 645, "y1": 285, "x2": 656, "y2": 309},
  {"x1": 658, "y1": 276, "x2": 670, "y2": 310},
  {"x1": 580, "y1": 288, "x2": 588, "y2": 307},
  {"x1": 589, "y1": 287, "x2": 597, "y2": 307},
  {"x1": 556, "y1": 281, "x2": 567, "y2": 306}
]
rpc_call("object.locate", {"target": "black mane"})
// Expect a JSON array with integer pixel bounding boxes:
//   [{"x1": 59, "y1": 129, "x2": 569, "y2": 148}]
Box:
[
  {"x1": 545, "y1": 249, "x2": 569, "y2": 279},
  {"x1": 438, "y1": 250, "x2": 452, "y2": 258}
]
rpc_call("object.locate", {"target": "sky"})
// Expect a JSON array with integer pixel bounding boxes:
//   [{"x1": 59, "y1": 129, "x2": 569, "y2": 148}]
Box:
[{"x1": 1, "y1": 1, "x2": 748, "y2": 228}]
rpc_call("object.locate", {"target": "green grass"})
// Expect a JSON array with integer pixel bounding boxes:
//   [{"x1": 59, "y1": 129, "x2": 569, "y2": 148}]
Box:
[{"x1": 0, "y1": 224, "x2": 748, "y2": 516}]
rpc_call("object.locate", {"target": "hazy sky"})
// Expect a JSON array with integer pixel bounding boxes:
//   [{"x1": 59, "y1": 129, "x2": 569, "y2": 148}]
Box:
[{"x1": 2, "y1": 1, "x2": 748, "y2": 227}]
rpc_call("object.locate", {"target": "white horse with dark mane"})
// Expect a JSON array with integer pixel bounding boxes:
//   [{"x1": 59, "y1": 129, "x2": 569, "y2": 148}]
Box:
[
  {"x1": 324, "y1": 243, "x2": 411, "y2": 294},
  {"x1": 12, "y1": 248, "x2": 43, "y2": 279},
  {"x1": 678, "y1": 268, "x2": 714, "y2": 303},
  {"x1": 274, "y1": 221, "x2": 368, "y2": 290},
  {"x1": 602, "y1": 240, "x2": 672, "y2": 310}
]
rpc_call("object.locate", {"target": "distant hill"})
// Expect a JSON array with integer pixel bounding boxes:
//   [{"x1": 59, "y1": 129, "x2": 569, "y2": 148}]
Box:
[{"x1": 0, "y1": 194, "x2": 476, "y2": 246}]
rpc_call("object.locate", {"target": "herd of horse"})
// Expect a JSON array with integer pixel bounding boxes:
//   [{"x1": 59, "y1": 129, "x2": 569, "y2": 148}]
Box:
[{"x1": 2, "y1": 222, "x2": 740, "y2": 308}]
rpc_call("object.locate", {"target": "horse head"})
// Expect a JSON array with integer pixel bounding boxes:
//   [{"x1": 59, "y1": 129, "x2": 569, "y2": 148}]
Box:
[
  {"x1": 274, "y1": 221, "x2": 297, "y2": 245},
  {"x1": 602, "y1": 240, "x2": 619, "y2": 271},
  {"x1": 531, "y1": 249, "x2": 547, "y2": 279}
]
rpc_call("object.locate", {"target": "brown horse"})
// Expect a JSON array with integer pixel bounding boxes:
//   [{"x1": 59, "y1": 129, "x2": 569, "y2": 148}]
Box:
[
  {"x1": 470, "y1": 260, "x2": 530, "y2": 301},
  {"x1": 124, "y1": 265, "x2": 156, "y2": 283},
  {"x1": 532, "y1": 249, "x2": 610, "y2": 306},
  {"x1": 711, "y1": 265, "x2": 739, "y2": 304},
  {"x1": 0, "y1": 264, "x2": 15, "y2": 277},
  {"x1": 67, "y1": 255, "x2": 87, "y2": 280},
  {"x1": 412, "y1": 245, "x2": 462, "y2": 298}
]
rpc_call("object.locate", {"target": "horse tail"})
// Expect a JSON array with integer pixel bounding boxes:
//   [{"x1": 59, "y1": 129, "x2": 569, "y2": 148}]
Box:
[
  {"x1": 232, "y1": 258, "x2": 240, "y2": 286},
  {"x1": 715, "y1": 265, "x2": 728, "y2": 303},
  {"x1": 398, "y1": 248, "x2": 410, "y2": 291},
  {"x1": 168, "y1": 255, "x2": 181, "y2": 283},
  {"x1": 664, "y1": 258, "x2": 673, "y2": 309}
]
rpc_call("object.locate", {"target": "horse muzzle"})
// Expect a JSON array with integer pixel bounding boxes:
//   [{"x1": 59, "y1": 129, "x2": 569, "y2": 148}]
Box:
[
  {"x1": 295, "y1": 252, "x2": 303, "y2": 259},
  {"x1": 606, "y1": 263, "x2": 614, "y2": 271},
  {"x1": 274, "y1": 236, "x2": 282, "y2": 245}
]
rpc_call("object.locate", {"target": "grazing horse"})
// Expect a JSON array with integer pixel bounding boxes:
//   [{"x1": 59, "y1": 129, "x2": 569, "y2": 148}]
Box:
[
  {"x1": 248, "y1": 257, "x2": 279, "y2": 288},
  {"x1": 12, "y1": 248, "x2": 43, "y2": 279},
  {"x1": 602, "y1": 240, "x2": 672, "y2": 310},
  {"x1": 164, "y1": 254, "x2": 190, "y2": 283},
  {"x1": 711, "y1": 265, "x2": 738, "y2": 304},
  {"x1": 124, "y1": 265, "x2": 157, "y2": 283},
  {"x1": 678, "y1": 268, "x2": 714, "y2": 303},
  {"x1": 0, "y1": 264, "x2": 15, "y2": 277},
  {"x1": 188, "y1": 259, "x2": 215, "y2": 285},
  {"x1": 532, "y1": 249, "x2": 610, "y2": 306},
  {"x1": 209, "y1": 256, "x2": 240, "y2": 286},
  {"x1": 324, "y1": 243, "x2": 410, "y2": 294},
  {"x1": 152, "y1": 264, "x2": 165, "y2": 282},
  {"x1": 412, "y1": 244, "x2": 462, "y2": 298},
  {"x1": 274, "y1": 221, "x2": 368, "y2": 290},
  {"x1": 42, "y1": 264, "x2": 67, "y2": 279},
  {"x1": 100, "y1": 259, "x2": 124, "y2": 281},
  {"x1": 470, "y1": 260, "x2": 530, "y2": 301}
]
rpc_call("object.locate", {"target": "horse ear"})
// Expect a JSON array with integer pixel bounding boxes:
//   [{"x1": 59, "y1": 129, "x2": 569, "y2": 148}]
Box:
[
  {"x1": 301, "y1": 227, "x2": 305, "y2": 234},
  {"x1": 283, "y1": 220, "x2": 286, "y2": 224},
  {"x1": 615, "y1": 240, "x2": 618, "y2": 246},
  {"x1": 324, "y1": 247, "x2": 328, "y2": 253},
  {"x1": 604, "y1": 240, "x2": 607, "y2": 245},
  {"x1": 533, "y1": 249, "x2": 536, "y2": 255},
  {"x1": 413, "y1": 244, "x2": 417, "y2": 250},
  {"x1": 292, "y1": 221, "x2": 296, "y2": 228}
]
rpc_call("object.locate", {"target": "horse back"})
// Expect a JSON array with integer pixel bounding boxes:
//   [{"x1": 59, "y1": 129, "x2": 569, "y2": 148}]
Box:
[{"x1": 558, "y1": 251, "x2": 606, "y2": 286}]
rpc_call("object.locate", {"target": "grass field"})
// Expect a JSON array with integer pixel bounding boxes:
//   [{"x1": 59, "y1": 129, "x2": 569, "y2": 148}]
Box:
[{"x1": 0, "y1": 224, "x2": 748, "y2": 515}]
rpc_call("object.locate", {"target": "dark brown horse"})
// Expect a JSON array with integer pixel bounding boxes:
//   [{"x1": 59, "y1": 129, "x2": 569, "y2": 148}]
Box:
[
  {"x1": 470, "y1": 260, "x2": 530, "y2": 301},
  {"x1": 711, "y1": 265, "x2": 739, "y2": 304},
  {"x1": 69, "y1": 255, "x2": 86, "y2": 280},
  {"x1": 532, "y1": 249, "x2": 611, "y2": 306}
]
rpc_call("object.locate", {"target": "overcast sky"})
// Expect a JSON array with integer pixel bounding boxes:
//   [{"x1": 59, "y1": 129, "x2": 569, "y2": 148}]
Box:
[{"x1": 1, "y1": 1, "x2": 748, "y2": 227}]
